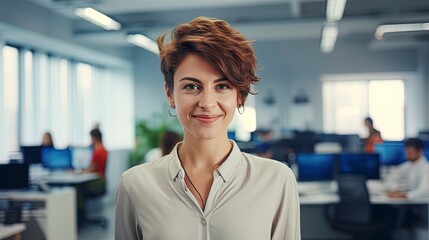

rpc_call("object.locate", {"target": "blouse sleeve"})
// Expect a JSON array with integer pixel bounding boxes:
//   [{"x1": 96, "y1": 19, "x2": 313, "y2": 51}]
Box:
[
  {"x1": 406, "y1": 166, "x2": 429, "y2": 199},
  {"x1": 115, "y1": 174, "x2": 143, "y2": 240},
  {"x1": 271, "y1": 168, "x2": 301, "y2": 240}
]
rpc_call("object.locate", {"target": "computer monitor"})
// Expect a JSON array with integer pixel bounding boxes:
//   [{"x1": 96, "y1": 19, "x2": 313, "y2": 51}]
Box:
[
  {"x1": 338, "y1": 153, "x2": 380, "y2": 180},
  {"x1": 21, "y1": 146, "x2": 42, "y2": 165},
  {"x1": 71, "y1": 147, "x2": 93, "y2": 170},
  {"x1": 0, "y1": 164, "x2": 29, "y2": 189},
  {"x1": 422, "y1": 141, "x2": 429, "y2": 160},
  {"x1": 41, "y1": 148, "x2": 72, "y2": 170},
  {"x1": 296, "y1": 153, "x2": 336, "y2": 181},
  {"x1": 424, "y1": 146, "x2": 429, "y2": 161},
  {"x1": 374, "y1": 142, "x2": 406, "y2": 166}
]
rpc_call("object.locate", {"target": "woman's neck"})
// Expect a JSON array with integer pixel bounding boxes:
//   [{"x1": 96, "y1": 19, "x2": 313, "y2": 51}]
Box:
[{"x1": 178, "y1": 135, "x2": 232, "y2": 170}]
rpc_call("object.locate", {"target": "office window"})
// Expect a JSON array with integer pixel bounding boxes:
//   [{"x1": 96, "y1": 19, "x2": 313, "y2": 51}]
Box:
[
  {"x1": 21, "y1": 50, "x2": 36, "y2": 145},
  {"x1": 323, "y1": 79, "x2": 404, "y2": 140},
  {"x1": 50, "y1": 58, "x2": 70, "y2": 148},
  {"x1": 228, "y1": 94, "x2": 256, "y2": 142},
  {"x1": 368, "y1": 80, "x2": 404, "y2": 140},
  {"x1": 11, "y1": 47, "x2": 134, "y2": 150},
  {"x1": 35, "y1": 53, "x2": 50, "y2": 138},
  {"x1": 75, "y1": 62, "x2": 94, "y2": 145},
  {"x1": 1, "y1": 46, "x2": 19, "y2": 158}
]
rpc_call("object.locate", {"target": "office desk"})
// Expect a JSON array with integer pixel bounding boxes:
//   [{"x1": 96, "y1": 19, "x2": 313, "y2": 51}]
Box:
[
  {"x1": 0, "y1": 188, "x2": 76, "y2": 240},
  {"x1": 0, "y1": 223, "x2": 25, "y2": 240},
  {"x1": 299, "y1": 180, "x2": 429, "y2": 205},
  {"x1": 298, "y1": 181, "x2": 429, "y2": 240},
  {"x1": 44, "y1": 172, "x2": 99, "y2": 185}
]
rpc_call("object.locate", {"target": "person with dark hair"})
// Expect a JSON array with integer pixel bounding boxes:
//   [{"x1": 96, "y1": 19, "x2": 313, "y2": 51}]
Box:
[
  {"x1": 160, "y1": 131, "x2": 181, "y2": 156},
  {"x1": 76, "y1": 128, "x2": 109, "y2": 215},
  {"x1": 145, "y1": 130, "x2": 182, "y2": 163},
  {"x1": 116, "y1": 17, "x2": 300, "y2": 239},
  {"x1": 387, "y1": 138, "x2": 429, "y2": 199},
  {"x1": 363, "y1": 116, "x2": 383, "y2": 153},
  {"x1": 385, "y1": 138, "x2": 429, "y2": 235},
  {"x1": 86, "y1": 128, "x2": 108, "y2": 177},
  {"x1": 41, "y1": 132, "x2": 54, "y2": 147}
]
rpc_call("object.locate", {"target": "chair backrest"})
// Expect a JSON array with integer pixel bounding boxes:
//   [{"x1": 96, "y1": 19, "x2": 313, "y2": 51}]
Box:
[{"x1": 336, "y1": 174, "x2": 371, "y2": 224}]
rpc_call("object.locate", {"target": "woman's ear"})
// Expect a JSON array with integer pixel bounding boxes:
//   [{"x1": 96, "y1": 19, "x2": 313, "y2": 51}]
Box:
[{"x1": 165, "y1": 83, "x2": 174, "y2": 106}]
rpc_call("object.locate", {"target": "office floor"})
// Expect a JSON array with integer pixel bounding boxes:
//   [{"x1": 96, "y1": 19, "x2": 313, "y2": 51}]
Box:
[{"x1": 78, "y1": 201, "x2": 115, "y2": 240}]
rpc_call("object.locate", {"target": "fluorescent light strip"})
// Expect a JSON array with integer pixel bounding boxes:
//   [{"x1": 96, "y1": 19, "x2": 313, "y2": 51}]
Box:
[
  {"x1": 320, "y1": 24, "x2": 339, "y2": 53},
  {"x1": 375, "y1": 23, "x2": 429, "y2": 40},
  {"x1": 326, "y1": 0, "x2": 347, "y2": 22},
  {"x1": 75, "y1": 7, "x2": 121, "y2": 31},
  {"x1": 126, "y1": 34, "x2": 159, "y2": 55}
]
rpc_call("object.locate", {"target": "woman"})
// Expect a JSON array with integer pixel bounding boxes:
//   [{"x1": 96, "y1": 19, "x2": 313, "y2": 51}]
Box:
[
  {"x1": 145, "y1": 130, "x2": 182, "y2": 163},
  {"x1": 116, "y1": 17, "x2": 300, "y2": 240},
  {"x1": 363, "y1": 117, "x2": 383, "y2": 153},
  {"x1": 41, "y1": 132, "x2": 54, "y2": 147}
]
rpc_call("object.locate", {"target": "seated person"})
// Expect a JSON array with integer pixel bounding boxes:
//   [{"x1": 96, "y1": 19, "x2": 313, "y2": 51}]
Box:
[
  {"x1": 145, "y1": 130, "x2": 181, "y2": 163},
  {"x1": 84, "y1": 129, "x2": 108, "y2": 178},
  {"x1": 386, "y1": 138, "x2": 429, "y2": 231},
  {"x1": 77, "y1": 129, "x2": 108, "y2": 216},
  {"x1": 386, "y1": 138, "x2": 429, "y2": 199},
  {"x1": 41, "y1": 132, "x2": 54, "y2": 147}
]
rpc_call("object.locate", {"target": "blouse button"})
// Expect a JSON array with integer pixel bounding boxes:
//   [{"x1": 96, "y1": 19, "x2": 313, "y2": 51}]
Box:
[{"x1": 201, "y1": 218, "x2": 207, "y2": 226}]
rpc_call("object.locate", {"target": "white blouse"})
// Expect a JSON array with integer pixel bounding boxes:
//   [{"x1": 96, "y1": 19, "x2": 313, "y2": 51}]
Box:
[
  {"x1": 386, "y1": 155, "x2": 429, "y2": 199},
  {"x1": 115, "y1": 141, "x2": 301, "y2": 240}
]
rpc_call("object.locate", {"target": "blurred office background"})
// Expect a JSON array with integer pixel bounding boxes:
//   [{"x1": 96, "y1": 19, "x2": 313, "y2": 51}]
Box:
[{"x1": 0, "y1": 0, "x2": 428, "y2": 239}]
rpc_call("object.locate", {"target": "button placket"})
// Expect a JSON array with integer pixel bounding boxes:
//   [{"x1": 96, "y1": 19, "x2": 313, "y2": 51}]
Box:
[{"x1": 200, "y1": 218, "x2": 207, "y2": 226}]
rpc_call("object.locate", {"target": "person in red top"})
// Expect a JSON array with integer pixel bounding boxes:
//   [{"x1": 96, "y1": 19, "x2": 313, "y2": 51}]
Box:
[
  {"x1": 363, "y1": 117, "x2": 383, "y2": 153},
  {"x1": 78, "y1": 128, "x2": 108, "y2": 215},
  {"x1": 86, "y1": 128, "x2": 108, "y2": 178}
]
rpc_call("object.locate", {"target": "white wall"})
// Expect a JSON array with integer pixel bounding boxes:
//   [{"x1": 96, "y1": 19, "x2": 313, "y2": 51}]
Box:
[
  {"x1": 253, "y1": 39, "x2": 425, "y2": 137},
  {"x1": 131, "y1": 38, "x2": 427, "y2": 137},
  {"x1": 424, "y1": 48, "x2": 429, "y2": 130},
  {"x1": 133, "y1": 49, "x2": 167, "y2": 120}
]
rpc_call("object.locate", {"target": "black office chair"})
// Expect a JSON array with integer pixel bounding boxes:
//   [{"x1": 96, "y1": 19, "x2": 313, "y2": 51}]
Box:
[
  {"x1": 82, "y1": 177, "x2": 108, "y2": 229},
  {"x1": 325, "y1": 174, "x2": 391, "y2": 240}
]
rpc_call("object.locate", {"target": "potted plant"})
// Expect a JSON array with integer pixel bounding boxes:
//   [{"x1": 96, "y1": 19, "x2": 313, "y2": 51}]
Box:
[{"x1": 129, "y1": 109, "x2": 182, "y2": 167}]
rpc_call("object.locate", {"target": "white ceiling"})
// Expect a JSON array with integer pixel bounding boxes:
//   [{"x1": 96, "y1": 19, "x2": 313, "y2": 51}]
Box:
[{"x1": 29, "y1": 0, "x2": 429, "y2": 50}]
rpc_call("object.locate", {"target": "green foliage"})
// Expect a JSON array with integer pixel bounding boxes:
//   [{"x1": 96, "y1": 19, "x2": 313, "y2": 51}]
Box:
[{"x1": 129, "y1": 109, "x2": 182, "y2": 167}]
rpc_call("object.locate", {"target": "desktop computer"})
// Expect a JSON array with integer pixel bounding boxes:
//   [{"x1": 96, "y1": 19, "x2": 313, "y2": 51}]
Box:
[
  {"x1": 423, "y1": 141, "x2": 429, "y2": 160},
  {"x1": 41, "y1": 148, "x2": 72, "y2": 170},
  {"x1": 338, "y1": 153, "x2": 380, "y2": 180},
  {"x1": 0, "y1": 164, "x2": 29, "y2": 189},
  {"x1": 374, "y1": 142, "x2": 406, "y2": 166},
  {"x1": 296, "y1": 153, "x2": 336, "y2": 181},
  {"x1": 70, "y1": 147, "x2": 93, "y2": 171},
  {"x1": 21, "y1": 146, "x2": 43, "y2": 165}
]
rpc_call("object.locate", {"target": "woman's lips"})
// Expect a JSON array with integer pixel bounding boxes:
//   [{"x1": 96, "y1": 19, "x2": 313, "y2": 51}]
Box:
[{"x1": 193, "y1": 114, "x2": 221, "y2": 124}]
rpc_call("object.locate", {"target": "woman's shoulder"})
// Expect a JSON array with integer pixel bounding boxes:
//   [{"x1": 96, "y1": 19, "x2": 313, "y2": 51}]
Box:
[{"x1": 122, "y1": 155, "x2": 170, "y2": 179}]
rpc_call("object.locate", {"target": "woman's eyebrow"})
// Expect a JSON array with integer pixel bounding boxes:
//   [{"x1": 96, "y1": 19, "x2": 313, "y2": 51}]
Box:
[{"x1": 179, "y1": 76, "x2": 227, "y2": 83}]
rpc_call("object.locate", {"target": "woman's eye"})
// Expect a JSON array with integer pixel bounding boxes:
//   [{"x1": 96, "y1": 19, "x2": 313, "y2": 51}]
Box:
[
  {"x1": 184, "y1": 84, "x2": 200, "y2": 90},
  {"x1": 217, "y1": 84, "x2": 231, "y2": 90}
]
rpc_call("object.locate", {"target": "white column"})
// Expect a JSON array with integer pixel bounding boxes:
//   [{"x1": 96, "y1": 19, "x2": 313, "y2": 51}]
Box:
[{"x1": 0, "y1": 37, "x2": 6, "y2": 161}]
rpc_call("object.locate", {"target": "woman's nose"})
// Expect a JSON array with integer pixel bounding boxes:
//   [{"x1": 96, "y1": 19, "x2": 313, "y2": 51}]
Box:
[{"x1": 198, "y1": 89, "x2": 216, "y2": 110}]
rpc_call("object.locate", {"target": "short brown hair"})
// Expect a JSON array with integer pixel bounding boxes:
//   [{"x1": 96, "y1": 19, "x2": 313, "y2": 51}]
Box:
[{"x1": 157, "y1": 16, "x2": 260, "y2": 107}]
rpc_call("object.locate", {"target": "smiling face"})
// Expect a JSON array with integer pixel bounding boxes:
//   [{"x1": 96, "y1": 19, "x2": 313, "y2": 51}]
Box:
[{"x1": 165, "y1": 53, "x2": 239, "y2": 141}]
